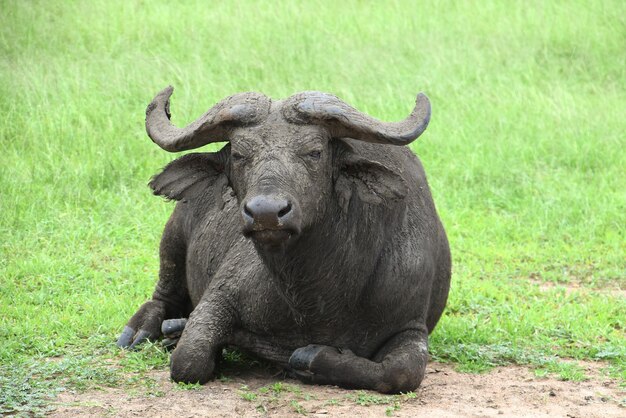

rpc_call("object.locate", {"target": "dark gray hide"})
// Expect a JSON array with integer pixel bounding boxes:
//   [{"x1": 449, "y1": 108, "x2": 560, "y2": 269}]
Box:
[{"x1": 117, "y1": 86, "x2": 451, "y2": 393}]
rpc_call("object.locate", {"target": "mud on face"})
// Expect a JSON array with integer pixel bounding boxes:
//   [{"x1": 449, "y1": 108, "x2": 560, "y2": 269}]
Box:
[{"x1": 229, "y1": 118, "x2": 334, "y2": 249}]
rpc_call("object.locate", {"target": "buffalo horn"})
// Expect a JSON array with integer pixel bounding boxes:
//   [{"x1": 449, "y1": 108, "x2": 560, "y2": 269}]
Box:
[
  {"x1": 145, "y1": 86, "x2": 271, "y2": 152},
  {"x1": 282, "y1": 91, "x2": 431, "y2": 146}
]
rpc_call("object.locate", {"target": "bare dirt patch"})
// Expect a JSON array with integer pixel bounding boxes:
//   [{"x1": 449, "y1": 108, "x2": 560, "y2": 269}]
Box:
[
  {"x1": 51, "y1": 362, "x2": 624, "y2": 417},
  {"x1": 528, "y1": 278, "x2": 626, "y2": 299}
]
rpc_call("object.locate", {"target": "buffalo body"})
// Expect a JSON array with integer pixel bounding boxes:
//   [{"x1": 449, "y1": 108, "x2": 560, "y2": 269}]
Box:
[{"x1": 118, "y1": 87, "x2": 451, "y2": 393}]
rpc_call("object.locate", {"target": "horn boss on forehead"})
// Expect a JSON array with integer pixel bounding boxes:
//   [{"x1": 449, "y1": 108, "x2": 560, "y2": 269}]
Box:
[
  {"x1": 281, "y1": 91, "x2": 431, "y2": 146},
  {"x1": 145, "y1": 86, "x2": 271, "y2": 152}
]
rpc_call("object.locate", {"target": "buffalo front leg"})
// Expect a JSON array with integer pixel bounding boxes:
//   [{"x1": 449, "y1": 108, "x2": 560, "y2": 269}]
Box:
[
  {"x1": 117, "y1": 214, "x2": 191, "y2": 349},
  {"x1": 289, "y1": 328, "x2": 429, "y2": 394},
  {"x1": 169, "y1": 290, "x2": 237, "y2": 384}
]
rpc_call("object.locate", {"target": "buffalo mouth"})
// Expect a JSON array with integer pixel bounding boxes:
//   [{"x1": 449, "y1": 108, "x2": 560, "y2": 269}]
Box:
[
  {"x1": 240, "y1": 193, "x2": 302, "y2": 249},
  {"x1": 244, "y1": 228, "x2": 297, "y2": 248}
]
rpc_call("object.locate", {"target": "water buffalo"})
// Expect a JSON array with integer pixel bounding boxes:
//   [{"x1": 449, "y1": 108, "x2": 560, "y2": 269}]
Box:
[{"x1": 117, "y1": 86, "x2": 451, "y2": 393}]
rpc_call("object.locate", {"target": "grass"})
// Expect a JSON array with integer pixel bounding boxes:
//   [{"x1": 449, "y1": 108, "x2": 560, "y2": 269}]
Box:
[
  {"x1": 235, "y1": 381, "x2": 420, "y2": 416},
  {"x1": 1, "y1": 0, "x2": 625, "y2": 415}
]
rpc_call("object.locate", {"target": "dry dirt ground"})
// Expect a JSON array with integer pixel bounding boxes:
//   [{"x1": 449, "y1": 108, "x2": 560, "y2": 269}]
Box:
[{"x1": 52, "y1": 362, "x2": 624, "y2": 417}]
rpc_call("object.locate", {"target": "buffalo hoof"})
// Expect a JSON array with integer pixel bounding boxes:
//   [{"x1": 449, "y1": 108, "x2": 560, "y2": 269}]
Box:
[
  {"x1": 116, "y1": 326, "x2": 158, "y2": 350},
  {"x1": 116, "y1": 326, "x2": 136, "y2": 348},
  {"x1": 158, "y1": 318, "x2": 188, "y2": 350},
  {"x1": 290, "y1": 344, "x2": 327, "y2": 370},
  {"x1": 162, "y1": 318, "x2": 187, "y2": 338},
  {"x1": 170, "y1": 343, "x2": 215, "y2": 385},
  {"x1": 116, "y1": 300, "x2": 165, "y2": 349},
  {"x1": 289, "y1": 344, "x2": 345, "y2": 372}
]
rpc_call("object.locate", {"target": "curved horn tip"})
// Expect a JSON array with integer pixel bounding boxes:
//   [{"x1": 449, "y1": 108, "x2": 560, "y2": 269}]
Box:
[
  {"x1": 146, "y1": 86, "x2": 175, "y2": 119},
  {"x1": 415, "y1": 92, "x2": 430, "y2": 109},
  {"x1": 414, "y1": 92, "x2": 431, "y2": 122},
  {"x1": 156, "y1": 85, "x2": 174, "y2": 100}
]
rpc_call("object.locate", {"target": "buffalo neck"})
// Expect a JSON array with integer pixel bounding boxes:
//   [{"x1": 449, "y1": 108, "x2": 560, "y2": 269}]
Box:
[{"x1": 255, "y1": 198, "x2": 404, "y2": 327}]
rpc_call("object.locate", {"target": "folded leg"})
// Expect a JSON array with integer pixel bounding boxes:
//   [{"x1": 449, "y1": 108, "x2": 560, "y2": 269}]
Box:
[{"x1": 289, "y1": 328, "x2": 429, "y2": 394}]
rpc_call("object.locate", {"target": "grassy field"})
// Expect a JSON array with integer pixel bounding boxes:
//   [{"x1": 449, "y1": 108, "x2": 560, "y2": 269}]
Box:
[{"x1": 1, "y1": 0, "x2": 624, "y2": 414}]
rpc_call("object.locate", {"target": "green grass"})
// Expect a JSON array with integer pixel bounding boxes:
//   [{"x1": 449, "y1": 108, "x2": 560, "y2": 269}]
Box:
[
  {"x1": 236, "y1": 383, "x2": 419, "y2": 416},
  {"x1": 1, "y1": 0, "x2": 625, "y2": 415}
]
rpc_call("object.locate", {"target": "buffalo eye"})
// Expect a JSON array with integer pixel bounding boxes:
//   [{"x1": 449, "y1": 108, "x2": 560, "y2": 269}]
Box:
[
  {"x1": 306, "y1": 150, "x2": 322, "y2": 160},
  {"x1": 231, "y1": 151, "x2": 246, "y2": 162}
]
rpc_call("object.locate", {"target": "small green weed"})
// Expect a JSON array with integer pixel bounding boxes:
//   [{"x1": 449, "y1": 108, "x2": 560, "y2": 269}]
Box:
[
  {"x1": 175, "y1": 381, "x2": 203, "y2": 391},
  {"x1": 217, "y1": 373, "x2": 232, "y2": 383},
  {"x1": 348, "y1": 390, "x2": 417, "y2": 415},
  {"x1": 385, "y1": 403, "x2": 401, "y2": 416},
  {"x1": 221, "y1": 348, "x2": 268, "y2": 369},
  {"x1": 126, "y1": 375, "x2": 165, "y2": 397},
  {"x1": 222, "y1": 348, "x2": 245, "y2": 363},
  {"x1": 402, "y1": 391, "x2": 417, "y2": 399},
  {"x1": 538, "y1": 361, "x2": 588, "y2": 382},
  {"x1": 258, "y1": 381, "x2": 301, "y2": 396},
  {"x1": 236, "y1": 381, "x2": 315, "y2": 413},
  {"x1": 352, "y1": 391, "x2": 395, "y2": 406},
  {"x1": 270, "y1": 381, "x2": 287, "y2": 394},
  {"x1": 118, "y1": 343, "x2": 169, "y2": 373},
  {"x1": 290, "y1": 399, "x2": 307, "y2": 415},
  {"x1": 239, "y1": 384, "x2": 257, "y2": 401},
  {"x1": 240, "y1": 391, "x2": 257, "y2": 401}
]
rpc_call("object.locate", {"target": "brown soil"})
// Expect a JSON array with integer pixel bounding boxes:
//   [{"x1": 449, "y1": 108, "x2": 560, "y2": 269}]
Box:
[
  {"x1": 51, "y1": 362, "x2": 624, "y2": 417},
  {"x1": 529, "y1": 278, "x2": 626, "y2": 299}
]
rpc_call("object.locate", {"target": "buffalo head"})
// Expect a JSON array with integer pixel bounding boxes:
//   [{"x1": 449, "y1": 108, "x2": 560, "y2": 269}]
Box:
[{"x1": 145, "y1": 86, "x2": 431, "y2": 251}]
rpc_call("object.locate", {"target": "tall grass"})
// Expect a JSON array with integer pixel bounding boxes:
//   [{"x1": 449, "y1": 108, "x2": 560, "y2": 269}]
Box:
[{"x1": 0, "y1": 0, "x2": 624, "y2": 411}]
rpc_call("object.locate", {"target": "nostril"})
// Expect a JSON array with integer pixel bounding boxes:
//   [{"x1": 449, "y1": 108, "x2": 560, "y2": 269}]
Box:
[
  {"x1": 277, "y1": 202, "x2": 292, "y2": 218},
  {"x1": 243, "y1": 203, "x2": 254, "y2": 218}
]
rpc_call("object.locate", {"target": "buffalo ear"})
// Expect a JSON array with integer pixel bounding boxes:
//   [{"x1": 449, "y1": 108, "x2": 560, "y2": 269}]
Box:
[
  {"x1": 334, "y1": 142, "x2": 408, "y2": 213},
  {"x1": 149, "y1": 145, "x2": 230, "y2": 208}
]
